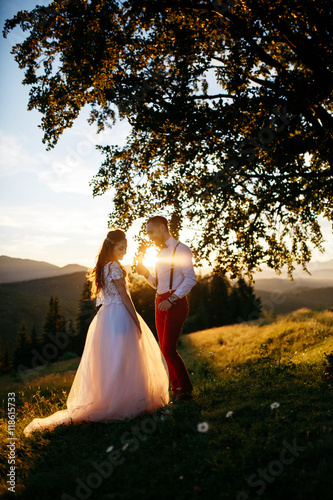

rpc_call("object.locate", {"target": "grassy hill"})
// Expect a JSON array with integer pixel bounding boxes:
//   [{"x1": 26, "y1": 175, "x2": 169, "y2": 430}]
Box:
[
  {"x1": 0, "y1": 308, "x2": 332, "y2": 499},
  {"x1": 0, "y1": 272, "x2": 87, "y2": 351}
]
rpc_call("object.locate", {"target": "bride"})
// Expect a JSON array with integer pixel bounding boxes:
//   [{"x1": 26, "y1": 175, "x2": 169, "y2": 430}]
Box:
[{"x1": 23, "y1": 230, "x2": 170, "y2": 436}]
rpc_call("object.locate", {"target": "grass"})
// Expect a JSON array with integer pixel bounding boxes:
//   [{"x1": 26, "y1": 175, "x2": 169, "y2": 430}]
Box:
[{"x1": 1, "y1": 308, "x2": 333, "y2": 499}]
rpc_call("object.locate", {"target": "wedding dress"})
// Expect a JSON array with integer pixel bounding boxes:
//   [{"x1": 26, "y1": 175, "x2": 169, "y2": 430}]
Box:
[{"x1": 23, "y1": 262, "x2": 169, "y2": 436}]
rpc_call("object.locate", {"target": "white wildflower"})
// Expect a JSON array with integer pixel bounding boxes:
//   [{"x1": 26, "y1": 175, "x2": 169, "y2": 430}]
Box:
[{"x1": 197, "y1": 422, "x2": 209, "y2": 433}]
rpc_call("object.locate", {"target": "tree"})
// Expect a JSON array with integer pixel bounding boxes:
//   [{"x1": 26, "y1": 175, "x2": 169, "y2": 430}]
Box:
[
  {"x1": 29, "y1": 324, "x2": 40, "y2": 352},
  {"x1": 74, "y1": 279, "x2": 97, "y2": 355},
  {"x1": 229, "y1": 277, "x2": 262, "y2": 323},
  {"x1": 4, "y1": 0, "x2": 333, "y2": 277},
  {"x1": 183, "y1": 273, "x2": 210, "y2": 333},
  {"x1": 206, "y1": 273, "x2": 233, "y2": 326},
  {"x1": 0, "y1": 341, "x2": 11, "y2": 374},
  {"x1": 13, "y1": 321, "x2": 31, "y2": 368},
  {"x1": 129, "y1": 274, "x2": 157, "y2": 335},
  {"x1": 43, "y1": 296, "x2": 65, "y2": 337},
  {"x1": 184, "y1": 272, "x2": 261, "y2": 332}
]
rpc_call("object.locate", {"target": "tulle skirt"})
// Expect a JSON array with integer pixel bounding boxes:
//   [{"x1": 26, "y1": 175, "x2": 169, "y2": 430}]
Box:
[{"x1": 23, "y1": 303, "x2": 170, "y2": 436}]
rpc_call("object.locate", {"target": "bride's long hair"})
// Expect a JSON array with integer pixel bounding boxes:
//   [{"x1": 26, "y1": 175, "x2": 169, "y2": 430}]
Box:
[{"x1": 89, "y1": 229, "x2": 127, "y2": 298}]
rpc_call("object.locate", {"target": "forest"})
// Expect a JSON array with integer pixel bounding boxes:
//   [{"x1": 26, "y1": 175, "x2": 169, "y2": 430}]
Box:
[{"x1": 0, "y1": 272, "x2": 261, "y2": 375}]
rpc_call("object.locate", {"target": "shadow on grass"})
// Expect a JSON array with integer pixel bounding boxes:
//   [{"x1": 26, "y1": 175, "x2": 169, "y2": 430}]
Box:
[
  {"x1": 182, "y1": 334, "x2": 333, "y2": 500},
  {"x1": 2, "y1": 336, "x2": 333, "y2": 500},
  {"x1": 1, "y1": 394, "x2": 212, "y2": 500}
]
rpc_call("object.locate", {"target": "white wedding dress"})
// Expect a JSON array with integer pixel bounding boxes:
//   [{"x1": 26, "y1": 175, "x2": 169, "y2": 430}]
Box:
[{"x1": 23, "y1": 262, "x2": 169, "y2": 436}]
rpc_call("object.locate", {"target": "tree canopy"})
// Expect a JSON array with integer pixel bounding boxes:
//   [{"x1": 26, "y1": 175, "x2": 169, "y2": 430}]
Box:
[{"x1": 4, "y1": 0, "x2": 333, "y2": 277}]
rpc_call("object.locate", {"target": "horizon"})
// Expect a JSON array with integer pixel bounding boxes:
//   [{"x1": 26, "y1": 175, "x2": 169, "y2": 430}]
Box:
[{"x1": 1, "y1": 254, "x2": 333, "y2": 283}]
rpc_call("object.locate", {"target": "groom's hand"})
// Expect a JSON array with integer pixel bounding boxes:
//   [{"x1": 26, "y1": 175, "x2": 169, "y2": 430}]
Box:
[
  {"x1": 136, "y1": 262, "x2": 149, "y2": 278},
  {"x1": 157, "y1": 300, "x2": 173, "y2": 311}
]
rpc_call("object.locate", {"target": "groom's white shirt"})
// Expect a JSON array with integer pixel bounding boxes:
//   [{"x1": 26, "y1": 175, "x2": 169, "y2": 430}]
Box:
[{"x1": 146, "y1": 236, "x2": 196, "y2": 299}]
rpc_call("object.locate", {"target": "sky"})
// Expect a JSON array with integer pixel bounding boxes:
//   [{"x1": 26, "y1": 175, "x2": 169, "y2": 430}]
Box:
[
  {"x1": 0, "y1": 0, "x2": 137, "y2": 268},
  {"x1": 0, "y1": 0, "x2": 332, "y2": 272}
]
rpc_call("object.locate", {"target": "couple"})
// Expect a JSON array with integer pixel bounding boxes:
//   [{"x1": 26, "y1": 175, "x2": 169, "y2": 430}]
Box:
[{"x1": 23, "y1": 216, "x2": 196, "y2": 436}]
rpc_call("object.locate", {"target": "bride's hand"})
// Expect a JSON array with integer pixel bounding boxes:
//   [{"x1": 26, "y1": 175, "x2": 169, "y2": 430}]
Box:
[{"x1": 136, "y1": 262, "x2": 149, "y2": 277}]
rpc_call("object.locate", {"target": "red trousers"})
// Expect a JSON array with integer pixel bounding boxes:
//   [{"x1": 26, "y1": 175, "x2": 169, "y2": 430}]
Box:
[{"x1": 155, "y1": 291, "x2": 193, "y2": 395}]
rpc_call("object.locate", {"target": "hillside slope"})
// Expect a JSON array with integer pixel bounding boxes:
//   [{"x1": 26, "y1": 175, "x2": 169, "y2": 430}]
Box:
[
  {"x1": 0, "y1": 272, "x2": 87, "y2": 351},
  {"x1": 180, "y1": 308, "x2": 333, "y2": 370},
  {"x1": 1, "y1": 309, "x2": 333, "y2": 500},
  {"x1": 1, "y1": 271, "x2": 87, "y2": 301}
]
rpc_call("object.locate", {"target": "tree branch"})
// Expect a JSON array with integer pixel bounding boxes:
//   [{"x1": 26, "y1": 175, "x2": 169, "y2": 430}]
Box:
[{"x1": 188, "y1": 93, "x2": 233, "y2": 100}]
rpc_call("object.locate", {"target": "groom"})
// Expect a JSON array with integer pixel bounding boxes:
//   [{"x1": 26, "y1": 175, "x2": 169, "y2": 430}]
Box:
[{"x1": 136, "y1": 216, "x2": 196, "y2": 401}]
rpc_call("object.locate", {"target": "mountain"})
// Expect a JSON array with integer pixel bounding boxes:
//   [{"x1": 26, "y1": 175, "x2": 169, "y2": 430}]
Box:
[
  {"x1": 252, "y1": 259, "x2": 333, "y2": 285},
  {"x1": 255, "y1": 286, "x2": 333, "y2": 315},
  {"x1": 0, "y1": 256, "x2": 88, "y2": 284},
  {"x1": 250, "y1": 259, "x2": 333, "y2": 313}
]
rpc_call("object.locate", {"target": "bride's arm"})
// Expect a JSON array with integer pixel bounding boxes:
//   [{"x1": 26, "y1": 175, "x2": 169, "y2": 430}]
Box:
[{"x1": 113, "y1": 277, "x2": 142, "y2": 337}]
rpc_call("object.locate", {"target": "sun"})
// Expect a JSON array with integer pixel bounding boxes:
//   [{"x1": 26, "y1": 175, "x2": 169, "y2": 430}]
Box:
[{"x1": 142, "y1": 246, "x2": 157, "y2": 269}]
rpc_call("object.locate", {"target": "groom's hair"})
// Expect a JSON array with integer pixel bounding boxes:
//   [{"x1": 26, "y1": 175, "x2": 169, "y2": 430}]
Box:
[{"x1": 146, "y1": 216, "x2": 168, "y2": 229}]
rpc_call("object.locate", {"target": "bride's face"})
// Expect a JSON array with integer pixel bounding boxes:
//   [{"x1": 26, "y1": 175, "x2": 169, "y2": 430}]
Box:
[{"x1": 113, "y1": 240, "x2": 127, "y2": 261}]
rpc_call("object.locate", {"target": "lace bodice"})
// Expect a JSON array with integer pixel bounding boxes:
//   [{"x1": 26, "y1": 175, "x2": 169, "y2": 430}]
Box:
[{"x1": 96, "y1": 261, "x2": 126, "y2": 306}]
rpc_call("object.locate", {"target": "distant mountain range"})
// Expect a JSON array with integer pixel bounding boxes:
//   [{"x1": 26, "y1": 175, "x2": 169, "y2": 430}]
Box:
[
  {"x1": 0, "y1": 256, "x2": 332, "y2": 353},
  {"x1": 0, "y1": 256, "x2": 88, "y2": 283},
  {"x1": 252, "y1": 259, "x2": 333, "y2": 286},
  {"x1": 2, "y1": 255, "x2": 332, "y2": 286}
]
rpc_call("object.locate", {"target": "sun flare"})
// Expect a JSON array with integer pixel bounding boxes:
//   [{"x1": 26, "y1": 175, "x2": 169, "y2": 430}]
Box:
[{"x1": 142, "y1": 246, "x2": 157, "y2": 269}]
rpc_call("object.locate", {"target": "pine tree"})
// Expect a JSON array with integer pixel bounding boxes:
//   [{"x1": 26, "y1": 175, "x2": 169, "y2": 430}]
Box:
[
  {"x1": 2, "y1": 348, "x2": 10, "y2": 374},
  {"x1": 183, "y1": 275, "x2": 210, "y2": 333},
  {"x1": 74, "y1": 280, "x2": 97, "y2": 355},
  {"x1": 230, "y1": 278, "x2": 262, "y2": 323},
  {"x1": 0, "y1": 341, "x2": 11, "y2": 374},
  {"x1": 13, "y1": 322, "x2": 31, "y2": 368},
  {"x1": 207, "y1": 274, "x2": 233, "y2": 327},
  {"x1": 130, "y1": 275, "x2": 156, "y2": 336},
  {"x1": 43, "y1": 296, "x2": 66, "y2": 340},
  {"x1": 29, "y1": 324, "x2": 40, "y2": 352},
  {"x1": 65, "y1": 319, "x2": 77, "y2": 355},
  {"x1": 41, "y1": 296, "x2": 67, "y2": 362},
  {"x1": 184, "y1": 272, "x2": 262, "y2": 332}
]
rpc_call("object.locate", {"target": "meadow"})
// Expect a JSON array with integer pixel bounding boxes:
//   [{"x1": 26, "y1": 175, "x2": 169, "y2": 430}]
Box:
[{"x1": 1, "y1": 308, "x2": 333, "y2": 500}]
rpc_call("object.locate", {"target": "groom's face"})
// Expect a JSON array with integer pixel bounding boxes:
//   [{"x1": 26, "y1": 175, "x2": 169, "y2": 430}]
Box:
[{"x1": 146, "y1": 222, "x2": 165, "y2": 247}]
